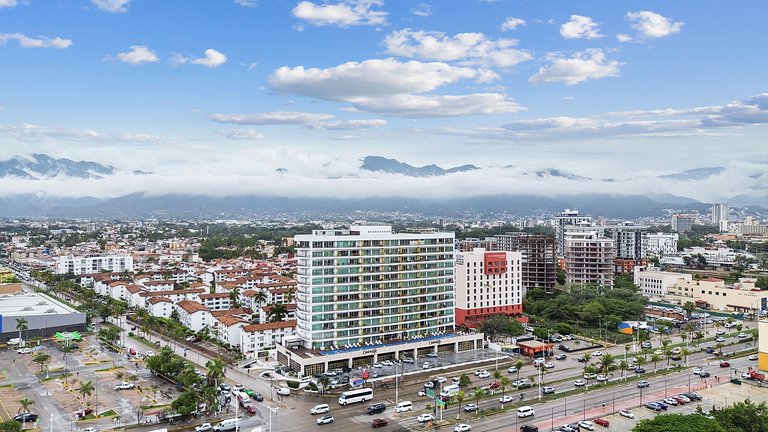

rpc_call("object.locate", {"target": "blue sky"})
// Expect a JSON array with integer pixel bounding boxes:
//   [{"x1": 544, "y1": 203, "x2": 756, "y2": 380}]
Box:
[{"x1": 0, "y1": 0, "x2": 766, "y2": 203}]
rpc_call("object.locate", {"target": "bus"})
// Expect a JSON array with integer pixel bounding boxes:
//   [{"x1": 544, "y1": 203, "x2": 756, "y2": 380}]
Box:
[{"x1": 338, "y1": 388, "x2": 374, "y2": 405}]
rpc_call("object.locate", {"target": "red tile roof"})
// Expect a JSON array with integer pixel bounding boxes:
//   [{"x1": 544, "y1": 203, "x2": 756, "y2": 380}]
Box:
[
  {"x1": 176, "y1": 300, "x2": 209, "y2": 314},
  {"x1": 242, "y1": 320, "x2": 296, "y2": 332}
]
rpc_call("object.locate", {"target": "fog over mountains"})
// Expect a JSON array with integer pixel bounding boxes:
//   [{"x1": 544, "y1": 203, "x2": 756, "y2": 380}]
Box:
[{"x1": 0, "y1": 154, "x2": 764, "y2": 218}]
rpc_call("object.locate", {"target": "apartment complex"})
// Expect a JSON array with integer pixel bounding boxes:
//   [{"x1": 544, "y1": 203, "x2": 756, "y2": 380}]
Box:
[
  {"x1": 563, "y1": 230, "x2": 616, "y2": 288},
  {"x1": 293, "y1": 225, "x2": 456, "y2": 350},
  {"x1": 647, "y1": 233, "x2": 679, "y2": 256},
  {"x1": 555, "y1": 209, "x2": 592, "y2": 256},
  {"x1": 496, "y1": 233, "x2": 556, "y2": 290},
  {"x1": 454, "y1": 248, "x2": 523, "y2": 326},
  {"x1": 671, "y1": 214, "x2": 695, "y2": 233},
  {"x1": 57, "y1": 254, "x2": 134, "y2": 275},
  {"x1": 603, "y1": 223, "x2": 648, "y2": 261},
  {"x1": 711, "y1": 203, "x2": 729, "y2": 224}
]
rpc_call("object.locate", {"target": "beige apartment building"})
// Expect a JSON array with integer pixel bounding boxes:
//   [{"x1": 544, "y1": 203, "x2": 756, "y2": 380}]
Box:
[{"x1": 666, "y1": 277, "x2": 768, "y2": 313}]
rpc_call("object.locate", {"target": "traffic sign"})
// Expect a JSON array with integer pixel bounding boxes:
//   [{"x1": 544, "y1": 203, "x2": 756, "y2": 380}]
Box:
[{"x1": 426, "y1": 388, "x2": 435, "y2": 398}]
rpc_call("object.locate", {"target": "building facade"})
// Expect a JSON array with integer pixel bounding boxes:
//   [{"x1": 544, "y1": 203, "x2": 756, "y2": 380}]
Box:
[
  {"x1": 554, "y1": 209, "x2": 592, "y2": 257},
  {"x1": 671, "y1": 214, "x2": 695, "y2": 233},
  {"x1": 496, "y1": 233, "x2": 556, "y2": 291},
  {"x1": 563, "y1": 230, "x2": 616, "y2": 288},
  {"x1": 454, "y1": 248, "x2": 523, "y2": 326},
  {"x1": 294, "y1": 226, "x2": 455, "y2": 349},
  {"x1": 711, "y1": 203, "x2": 729, "y2": 225},
  {"x1": 666, "y1": 278, "x2": 768, "y2": 313},
  {"x1": 57, "y1": 254, "x2": 134, "y2": 275},
  {"x1": 647, "y1": 233, "x2": 679, "y2": 257},
  {"x1": 603, "y1": 223, "x2": 648, "y2": 261},
  {"x1": 633, "y1": 267, "x2": 691, "y2": 297}
]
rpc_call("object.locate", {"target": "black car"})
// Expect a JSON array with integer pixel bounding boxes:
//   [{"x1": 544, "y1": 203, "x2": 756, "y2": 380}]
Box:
[
  {"x1": 558, "y1": 344, "x2": 570, "y2": 352},
  {"x1": 14, "y1": 413, "x2": 38, "y2": 423},
  {"x1": 521, "y1": 425, "x2": 539, "y2": 432},
  {"x1": 634, "y1": 367, "x2": 646, "y2": 374},
  {"x1": 341, "y1": 366, "x2": 352, "y2": 373},
  {"x1": 367, "y1": 403, "x2": 386, "y2": 415},
  {"x1": 577, "y1": 356, "x2": 587, "y2": 362},
  {"x1": 253, "y1": 393, "x2": 264, "y2": 402},
  {"x1": 706, "y1": 347, "x2": 715, "y2": 354}
]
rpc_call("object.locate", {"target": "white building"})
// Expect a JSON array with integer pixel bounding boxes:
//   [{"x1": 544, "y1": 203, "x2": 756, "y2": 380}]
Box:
[
  {"x1": 603, "y1": 223, "x2": 648, "y2": 261},
  {"x1": 146, "y1": 297, "x2": 174, "y2": 319},
  {"x1": 175, "y1": 300, "x2": 211, "y2": 333},
  {"x1": 241, "y1": 320, "x2": 297, "y2": 359},
  {"x1": 57, "y1": 254, "x2": 134, "y2": 275},
  {"x1": 633, "y1": 266, "x2": 692, "y2": 297},
  {"x1": 199, "y1": 293, "x2": 232, "y2": 311},
  {"x1": 647, "y1": 233, "x2": 679, "y2": 257},
  {"x1": 294, "y1": 225, "x2": 455, "y2": 349},
  {"x1": 711, "y1": 203, "x2": 729, "y2": 225},
  {"x1": 564, "y1": 230, "x2": 616, "y2": 288},
  {"x1": 554, "y1": 209, "x2": 592, "y2": 256},
  {"x1": 214, "y1": 314, "x2": 249, "y2": 348},
  {"x1": 454, "y1": 248, "x2": 523, "y2": 327}
]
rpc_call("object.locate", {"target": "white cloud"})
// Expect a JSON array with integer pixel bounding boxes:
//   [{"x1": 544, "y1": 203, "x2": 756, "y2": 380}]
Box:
[
  {"x1": 309, "y1": 119, "x2": 387, "y2": 130},
  {"x1": 111, "y1": 45, "x2": 159, "y2": 64},
  {"x1": 0, "y1": 0, "x2": 17, "y2": 8},
  {"x1": 269, "y1": 58, "x2": 480, "y2": 101},
  {"x1": 610, "y1": 93, "x2": 768, "y2": 127},
  {"x1": 412, "y1": 3, "x2": 431, "y2": 17},
  {"x1": 234, "y1": 0, "x2": 257, "y2": 7},
  {"x1": 617, "y1": 34, "x2": 632, "y2": 43},
  {"x1": 501, "y1": 17, "x2": 526, "y2": 31},
  {"x1": 0, "y1": 33, "x2": 73, "y2": 49},
  {"x1": 349, "y1": 93, "x2": 524, "y2": 117},
  {"x1": 216, "y1": 129, "x2": 265, "y2": 140},
  {"x1": 626, "y1": 11, "x2": 683, "y2": 38},
  {"x1": 210, "y1": 111, "x2": 334, "y2": 125},
  {"x1": 0, "y1": 123, "x2": 170, "y2": 144},
  {"x1": 529, "y1": 49, "x2": 621, "y2": 85},
  {"x1": 191, "y1": 49, "x2": 227, "y2": 68},
  {"x1": 292, "y1": 0, "x2": 387, "y2": 27},
  {"x1": 560, "y1": 15, "x2": 602, "y2": 39},
  {"x1": 383, "y1": 29, "x2": 531, "y2": 68},
  {"x1": 91, "y1": 0, "x2": 131, "y2": 13}
]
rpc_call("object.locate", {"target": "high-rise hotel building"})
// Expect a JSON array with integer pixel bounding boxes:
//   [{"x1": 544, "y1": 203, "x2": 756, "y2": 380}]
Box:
[{"x1": 294, "y1": 226, "x2": 456, "y2": 350}]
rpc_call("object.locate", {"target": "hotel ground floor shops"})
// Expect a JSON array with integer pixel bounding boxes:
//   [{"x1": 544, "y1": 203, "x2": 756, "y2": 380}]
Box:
[{"x1": 276, "y1": 332, "x2": 485, "y2": 377}]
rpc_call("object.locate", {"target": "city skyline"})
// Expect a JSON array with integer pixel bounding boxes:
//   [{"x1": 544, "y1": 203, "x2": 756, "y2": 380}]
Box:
[{"x1": 0, "y1": 1, "x2": 766, "y2": 203}]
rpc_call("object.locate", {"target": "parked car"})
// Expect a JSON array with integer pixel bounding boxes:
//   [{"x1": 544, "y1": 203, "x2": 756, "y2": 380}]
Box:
[
  {"x1": 578, "y1": 420, "x2": 595, "y2": 431},
  {"x1": 417, "y1": 413, "x2": 435, "y2": 423},
  {"x1": 426, "y1": 352, "x2": 439, "y2": 358},
  {"x1": 645, "y1": 402, "x2": 662, "y2": 412},
  {"x1": 454, "y1": 424, "x2": 472, "y2": 432},
  {"x1": 619, "y1": 409, "x2": 634, "y2": 418},
  {"x1": 276, "y1": 387, "x2": 291, "y2": 396},
  {"x1": 372, "y1": 419, "x2": 388, "y2": 428},
  {"x1": 13, "y1": 413, "x2": 39, "y2": 423},
  {"x1": 594, "y1": 418, "x2": 609, "y2": 427},
  {"x1": 16, "y1": 348, "x2": 32, "y2": 354},
  {"x1": 115, "y1": 382, "x2": 135, "y2": 390},
  {"x1": 520, "y1": 426, "x2": 539, "y2": 432},
  {"x1": 196, "y1": 423, "x2": 213, "y2": 432},
  {"x1": 663, "y1": 398, "x2": 679, "y2": 406}
]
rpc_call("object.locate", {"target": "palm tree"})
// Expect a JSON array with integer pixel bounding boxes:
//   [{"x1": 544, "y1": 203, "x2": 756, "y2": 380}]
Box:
[
  {"x1": 662, "y1": 339, "x2": 673, "y2": 367},
  {"x1": 597, "y1": 353, "x2": 617, "y2": 378},
  {"x1": 318, "y1": 375, "x2": 330, "y2": 394},
  {"x1": 499, "y1": 376, "x2": 511, "y2": 408},
  {"x1": 683, "y1": 301, "x2": 696, "y2": 320},
  {"x1": 229, "y1": 287, "x2": 242, "y2": 309},
  {"x1": 77, "y1": 380, "x2": 95, "y2": 407},
  {"x1": 681, "y1": 348, "x2": 690, "y2": 367},
  {"x1": 205, "y1": 358, "x2": 226, "y2": 388},
  {"x1": 286, "y1": 287, "x2": 296, "y2": 303},
  {"x1": 694, "y1": 330, "x2": 704, "y2": 346},
  {"x1": 650, "y1": 354, "x2": 661, "y2": 373},
  {"x1": 515, "y1": 359, "x2": 524, "y2": 380},
  {"x1": 32, "y1": 352, "x2": 51, "y2": 373},
  {"x1": 15, "y1": 318, "x2": 28, "y2": 344},
  {"x1": 493, "y1": 370, "x2": 502, "y2": 384},
  {"x1": 251, "y1": 289, "x2": 268, "y2": 307},
  {"x1": 267, "y1": 303, "x2": 289, "y2": 323},
  {"x1": 126, "y1": 374, "x2": 138, "y2": 386},
  {"x1": 17, "y1": 398, "x2": 33, "y2": 414},
  {"x1": 584, "y1": 365, "x2": 597, "y2": 388},
  {"x1": 618, "y1": 360, "x2": 629, "y2": 381},
  {"x1": 473, "y1": 388, "x2": 484, "y2": 413},
  {"x1": 455, "y1": 391, "x2": 465, "y2": 419}
]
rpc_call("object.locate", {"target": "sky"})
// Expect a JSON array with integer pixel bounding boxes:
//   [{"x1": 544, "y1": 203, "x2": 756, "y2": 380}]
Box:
[{"x1": 0, "y1": 0, "x2": 766, "y2": 203}]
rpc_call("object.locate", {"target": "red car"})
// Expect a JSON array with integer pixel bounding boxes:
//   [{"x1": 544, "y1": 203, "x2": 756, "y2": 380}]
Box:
[
  {"x1": 720, "y1": 361, "x2": 731, "y2": 368},
  {"x1": 673, "y1": 396, "x2": 688, "y2": 404},
  {"x1": 372, "y1": 419, "x2": 388, "y2": 428},
  {"x1": 594, "y1": 418, "x2": 609, "y2": 427},
  {"x1": 489, "y1": 382, "x2": 500, "y2": 389}
]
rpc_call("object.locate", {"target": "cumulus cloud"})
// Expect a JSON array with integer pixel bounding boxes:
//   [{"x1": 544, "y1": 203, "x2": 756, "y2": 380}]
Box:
[
  {"x1": 617, "y1": 34, "x2": 632, "y2": 43},
  {"x1": 0, "y1": 123, "x2": 171, "y2": 144},
  {"x1": 0, "y1": 33, "x2": 72, "y2": 49},
  {"x1": 501, "y1": 17, "x2": 526, "y2": 31},
  {"x1": 560, "y1": 15, "x2": 602, "y2": 39},
  {"x1": 529, "y1": 49, "x2": 621, "y2": 85},
  {"x1": 349, "y1": 93, "x2": 524, "y2": 117},
  {"x1": 626, "y1": 11, "x2": 683, "y2": 38},
  {"x1": 292, "y1": 0, "x2": 387, "y2": 27},
  {"x1": 412, "y1": 3, "x2": 431, "y2": 17},
  {"x1": 610, "y1": 93, "x2": 768, "y2": 127},
  {"x1": 234, "y1": 0, "x2": 257, "y2": 7},
  {"x1": 0, "y1": 0, "x2": 17, "y2": 8},
  {"x1": 191, "y1": 49, "x2": 227, "y2": 67},
  {"x1": 216, "y1": 129, "x2": 265, "y2": 140},
  {"x1": 110, "y1": 45, "x2": 159, "y2": 64},
  {"x1": 383, "y1": 29, "x2": 532, "y2": 68},
  {"x1": 269, "y1": 58, "x2": 480, "y2": 101},
  {"x1": 91, "y1": 0, "x2": 131, "y2": 13}
]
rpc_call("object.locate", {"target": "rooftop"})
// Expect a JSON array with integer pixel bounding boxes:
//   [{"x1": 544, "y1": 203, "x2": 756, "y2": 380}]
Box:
[{"x1": 0, "y1": 291, "x2": 80, "y2": 317}]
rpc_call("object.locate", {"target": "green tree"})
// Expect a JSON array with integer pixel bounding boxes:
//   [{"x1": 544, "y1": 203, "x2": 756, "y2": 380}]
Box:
[
  {"x1": 17, "y1": 398, "x2": 33, "y2": 414},
  {"x1": 205, "y1": 358, "x2": 226, "y2": 388},
  {"x1": 499, "y1": 376, "x2": 511, "y2": 408},
  {"x1": 597, "y1": 353, "x2": 617, "y2": 378},
  {"x1": 493, "y1": 370, "x2": 502, "y2": 383},
  {"x1": 710, "y1": 399, "x2": 768, "y2": 432},
  {"x1": 77, "y1": 380, "x2": 95, "y2": 407},
  {"x1": 455, "y1": 391, "x2": 465, "y2": 420},
  {"x1": 32, "y1": 352, "x2": 51, "y2": 373},
  {"x1": 318, "y1": 375, "x2": 330, "y2": 394},
  {"x1": 651, "y1": 354, "x2": 661, "y2": 373},
  {"x1": 170, "y1": 308, "x2": 181, "y2": 323},
  {"x1": 251, "y1": 289, "x2": 268, "y2": 306},
  {"x1": 683, "y1": 301, "x2": 696, "y2": 319},
  {"x1": 15, "y1": 318, "x2": 27, "y2": 344},
  {"x1": 632, "y1": 413, "x2": 724, "y2": 432},
  {"x1": 229, "y1": 287, "x2": 242, "y2": 309},
  {"x1": 473, "y1": 388, "x2": 484, "y2": 413},
  {"x1": 0, "y1": 420, "x2": 22, "y2": 432},
  {"x1": 171, "y1": 389, "x2": 198, "y2": 415},
  {"x1": 459, "y1": 373, "x2": 472, "y2": 388},
  {"x1": 618, "y1": 360, "x2": 629, "y2": 381},
  {"x1": 267, "y1": 303, "x2": 289, "y2": 323},
  {"x1": 515, "y1": 359, "x2": 524, "y2": 380}
]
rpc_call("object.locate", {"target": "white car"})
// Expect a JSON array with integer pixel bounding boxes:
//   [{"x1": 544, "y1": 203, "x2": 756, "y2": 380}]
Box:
[
  {"x1": 463, "y1": 403, "x2": 478, "y2": 412},
  {"x1": 654, "y1": 349, "x2": 663, "y2": 355},
  {"x1": 423, "y1": 362, "x2": 431, "y2": 369},
  {"x1": 316, "y1": 415, "x2": 334, "y2": 425},
  {"x1": 310, "y1": 404, "x2": 330, "y2": 415},
  {"x1": 373, "y1": 363, "x2": 383, "y2": 368},
  {"x1": 146, "y1": 350, "x2": 154, "y2": 356},
  {"x1": 507, "y1": 366, "x2": 518, "y2": 374},
  {"x1": 276, "y1": 387, "x2": 290, "y2": 396},
  {"x1": 417, "y1": 413, "x2": 434, "y2": 423},
  {"x1": 7, "y1": 338, "x2": 21, "y2": 345},
  {"x1": 195, "y1": 424, "x2": 213, "y2": 432},
  {"x1": 544, "y1": 362, "x2": 555, "y2": 369},
  {"x1": 583, "y1": 373, "x2": 597, "y2": 380},
  {"x1": 499, "y1": 395, "x2": 514, "y2": 403},
  {"x1": 513, "y1": 379, "x2": 528, "y2": 387},
  {"x1": 578, "y1": 420, "x2": 595, "y2": 431},
  {"x1": 426, "y1": 352, "x2": 439, "y2": 358},
  {"x1": 477, "y1": 371, "x2": 490, "y2": 379},
  {"x1": 81, "y1": 428, "x2": 100, "y2": 432},
  {"x1": 671, "y1": 347, "x2": 681, "y2": 354},
  {"x1": 592, "y1": 351, "x2": 603, "y2": 357},
  {"x1": 749, "y1": 354, "x2": 759, "y2": 361},
  {"x1": 663, "y1": 398, "x2": 679, "y2": 406},
  {"x1": 542, "y1": 386, "x2": 555, "y2": 394},
  {"x1": 738, "y1": 333, "x2": 749, "y2": 339},
  {"x1": 16, "y1": 347, "x2": 32, "y2": 354},
  {"x1": 474, "y1": 369, "x2": 488, "y2": 376},
  {"x1": 596, "y1": 374, "x2": 606, "y2": 382},
  {"x1": 454, "y1": 424, "x2": 472, "y2": 432},
  {"x1": 381, "y1": 360, "x2": 394, "y2": 366},
  {"x1": 435, "y1": 376, "x2": 447, "y2": 383},
  {"x1": 418, "y1": 390, "x2": 427, "y2": 397},
  {"x1": 424, "y1": 381, "x2": 435, "y2": 388},
  {"x1": 115, "y1": 382, "x2": 135, "y2": 390},
  {"x1": 716, "y1": 337, "x2": 726, "y2": 342},
  {"x1": 693, "y1": 367, "x2": 704, "y2": 375},
  {"x1": 574, "y1": 379, "x2": 586, "y2": 387}
]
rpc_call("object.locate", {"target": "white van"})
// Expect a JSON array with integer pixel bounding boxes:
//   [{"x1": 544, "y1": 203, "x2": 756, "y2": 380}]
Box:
[
  {"x1": 310, "y1": 404, "x2": 330, "y2": 415},
  {"x1": 517, "y1": 406, "x2": 535, "y2": 418},
  {"x1": 394, "y1": 401, "x2": 413, "y2": 413},
  {"x1": 213, "y1": 418, "x2": 239, "y2": 431}
]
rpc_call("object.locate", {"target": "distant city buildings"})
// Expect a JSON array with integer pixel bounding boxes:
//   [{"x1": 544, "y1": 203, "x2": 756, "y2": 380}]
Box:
[
  {"x1": 671, "y1": 214, "x2": 695, "y2": 233},
  {"x1": 496, "y1": 233, "x2": 556, "y2": 291},
  {"x1": 730, "y1": 216, "x2": 768, "y2": 236},
  {"x1": 454, "y1": 248, "x2": 523, "y2": 326},
  {"x1": 57, "y1": 254, "x2": 134, "y2": 275},
  {"x1": 646, "y1": 233, "x2": 679, "y2": 256},
  {"x1": 555, "y1": 209, "x2": 592, "y2": 257},
  {"x1": 711, "y1": 203, "x2": 729, "y2": 225},
  {"x1": 563, "y1": 229, "x2": 616, "y2": 288}
]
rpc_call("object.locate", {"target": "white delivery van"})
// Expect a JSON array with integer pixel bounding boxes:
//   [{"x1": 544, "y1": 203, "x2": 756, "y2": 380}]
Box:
[
  {"x1": 394, "y1": 401, "x2": 413, "y2": 413},
  {"x1": 517, "y1": 406, "x2": 535, "y2": 418},
  {"x1": 310, "y1": 404, "x2": 330, "y2": 415}
]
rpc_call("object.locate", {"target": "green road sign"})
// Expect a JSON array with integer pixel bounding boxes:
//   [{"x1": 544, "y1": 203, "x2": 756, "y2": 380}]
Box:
[
  {"x1": 426, "y1": 388, "x2": 435, "y2": 398},
  {"x1": 436, "y1": 399, "x2": 446, "y2": 408}
]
